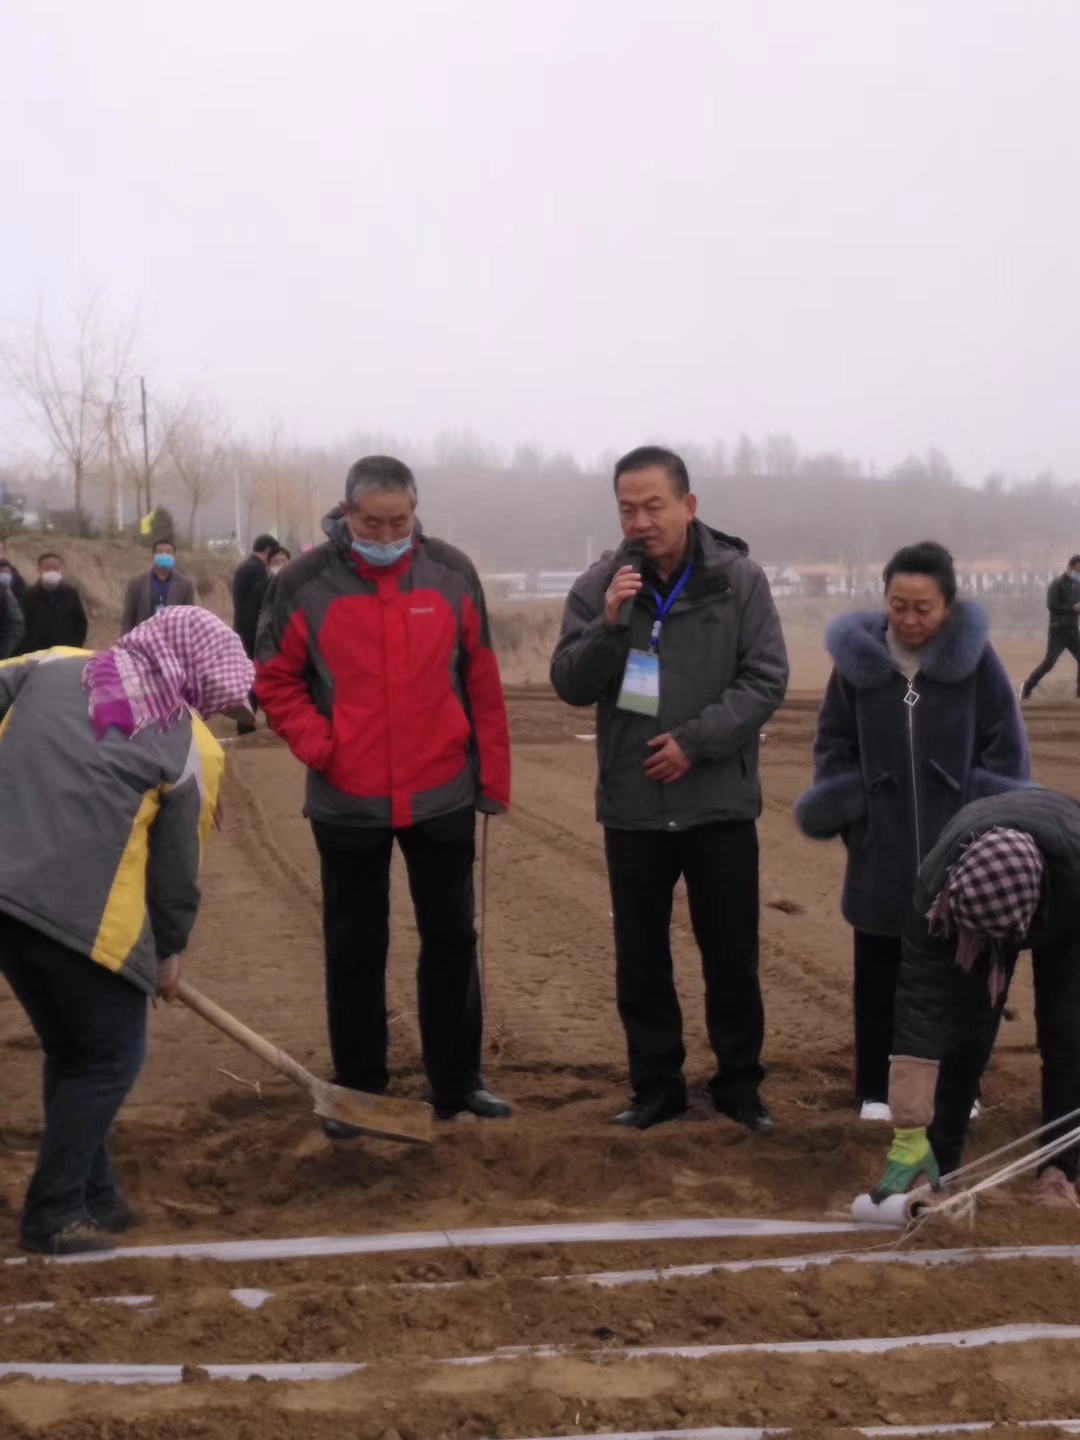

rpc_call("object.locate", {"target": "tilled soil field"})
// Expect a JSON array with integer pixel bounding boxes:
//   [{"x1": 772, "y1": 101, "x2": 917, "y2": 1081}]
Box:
[{"x1": 3, "y1": 683, "x2": 1080, "y2": 1438}]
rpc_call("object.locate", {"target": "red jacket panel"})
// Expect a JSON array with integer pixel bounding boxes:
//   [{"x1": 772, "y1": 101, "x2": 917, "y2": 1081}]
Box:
[{"x1": 255, "y1": 516, "x2": 510, "y2": 829}]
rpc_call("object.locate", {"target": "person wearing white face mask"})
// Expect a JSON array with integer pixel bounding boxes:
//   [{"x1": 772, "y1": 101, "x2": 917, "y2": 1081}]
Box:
[
  {"x1": 16, "y1": 553, "x2": 87, "y2": 655},
  {"x1": 256, "y1": 455, "x2": 512, "y2": 1130}
]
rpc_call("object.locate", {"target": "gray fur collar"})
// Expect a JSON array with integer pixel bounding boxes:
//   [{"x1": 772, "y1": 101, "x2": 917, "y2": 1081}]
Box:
[{"x1": 826, "y1": 601, "x2": 990, "y2": 690}]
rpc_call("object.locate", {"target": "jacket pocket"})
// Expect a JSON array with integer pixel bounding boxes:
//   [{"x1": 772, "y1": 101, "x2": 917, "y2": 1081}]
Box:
[{"x1": 928, "y1": 759, "x2": 961, "y2": 793}]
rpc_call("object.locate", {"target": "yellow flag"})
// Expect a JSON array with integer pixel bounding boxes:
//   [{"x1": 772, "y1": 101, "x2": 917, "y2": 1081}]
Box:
[{"x1": 139, "y1": 509, "x2": 157, "y2": 537}]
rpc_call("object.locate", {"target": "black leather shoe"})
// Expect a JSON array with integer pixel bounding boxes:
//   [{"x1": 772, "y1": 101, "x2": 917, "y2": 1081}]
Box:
[
  {"x1": 716, "y1": 1097, "x2": 775, "y2": 1134},
  {"x1": 611, "y1": 1093, "x2": 688, "y2": 1130},
  {"x1": 434, "y1": 1088, "x2": 512, "y2": 1121}
]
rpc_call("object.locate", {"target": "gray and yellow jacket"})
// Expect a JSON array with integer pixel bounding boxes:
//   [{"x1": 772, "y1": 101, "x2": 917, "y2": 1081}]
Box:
[{"x1": 0, "y1": 650, "x2": 224, "y2": 995}]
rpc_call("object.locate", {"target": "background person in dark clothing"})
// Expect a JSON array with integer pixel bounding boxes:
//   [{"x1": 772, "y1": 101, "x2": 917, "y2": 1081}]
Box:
[
  {"x1": 0, "y1": 540, "x2": 28, "y2": 604},
  {"x1": 1021, "y1": 556, "x2": 1080, "y2": 700},
  {"x1": 872, "y1": 788, "x2": 1080, "y2": 1209},
  {"x1": 120, "y1": 539, "x2": 195, "y2": 635},
  {"x1": 232, "y1": 535, "x2": 277, "y2": 733},
  {"x1": 551, "y1": 445, "x2": 789, "y2": 1134},
  {"x1": 233, "y1": 535, "x2": 277, "y2": 656},
  {"x1": 796, "y1": 542, "x2": 1029, "y2": 1121},
  {"x1": 0, "y1": 567, "x2": 24, "y2": 658},
  {"x1": 17, "y1": 553, "x2": 88, "y2": 654},
  {"x1": 256, "y1": 456, "x2": 512, "y2": 1131}
]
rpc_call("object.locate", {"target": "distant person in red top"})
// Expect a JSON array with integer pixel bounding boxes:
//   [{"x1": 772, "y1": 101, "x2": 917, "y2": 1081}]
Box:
[{"x1": 256, "y1": 455, "x2": 512, "y2": 1132}]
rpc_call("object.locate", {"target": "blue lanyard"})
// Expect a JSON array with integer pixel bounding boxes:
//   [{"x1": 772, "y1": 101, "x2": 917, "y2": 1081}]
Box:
[{"x1": 648, "y1": 561, "x2": 694, "y2": 651}]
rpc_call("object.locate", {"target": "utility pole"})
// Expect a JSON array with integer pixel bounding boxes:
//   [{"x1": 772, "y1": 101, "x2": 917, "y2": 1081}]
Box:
[
  {"x1": 105, "y1": 399, "x2": 122, "y2": 533},
  {"x1": 140, "y1": 376, "x2": 151, "y2": 514},
  {"x1": 233, "y1": 462, "x2": 242, "y2": 547}
]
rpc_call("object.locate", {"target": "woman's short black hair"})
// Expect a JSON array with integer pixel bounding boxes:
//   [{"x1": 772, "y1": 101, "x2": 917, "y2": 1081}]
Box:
[{"x1": 883, "y1": 540, "x2": 957, "y2": 606}]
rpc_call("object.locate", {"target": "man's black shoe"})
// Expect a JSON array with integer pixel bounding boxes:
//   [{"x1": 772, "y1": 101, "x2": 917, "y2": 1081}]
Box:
[
  {"x1": 611, "y1": 1093, "x2": 688, "y2": 1130},
  {"x1": 715, "y1": 1097, "x2": 775, "y2": 1134},
  {"x1": 434, "y1": 1088, "x2": 512, "y2": 1121}
]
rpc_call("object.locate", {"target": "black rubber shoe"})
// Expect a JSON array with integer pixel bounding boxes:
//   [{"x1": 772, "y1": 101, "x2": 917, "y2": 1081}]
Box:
[
  {"x1": 21, "y1": 1219, "x2": 116, "y2": 1256},
  {"x1": 90, "y1": 1199, "x2": 142, "y2": 1234}
]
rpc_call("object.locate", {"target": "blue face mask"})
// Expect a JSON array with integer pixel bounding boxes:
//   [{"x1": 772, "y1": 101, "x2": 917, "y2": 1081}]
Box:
[
  {"x1": 352, "y1": 536, "x2": 412, "y2": 568},
  {"x1": 154, "y1": 553, "x2": 175, "y2": 572},
  {"x1": 0, "y1": 572, "x2": 11, "y2": 588}
]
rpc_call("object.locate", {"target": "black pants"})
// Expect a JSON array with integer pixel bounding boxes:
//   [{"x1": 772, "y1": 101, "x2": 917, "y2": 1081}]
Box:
[
  {"x1": 604, "y1": 820, "x2": 765, "y2": 1108},
  {"x1": 929, "y1": 939, "x2": 1080, "y2": 1181},
  {"x1": 1024, "y1": 628, "x2": 1080, "y2": 697},
  {"x1": 853, "y1": 931, "x2": 902, "y2": 1103},
  {"x1": 311, "y1": 808, "x2": 482, "y2": 1104},
  {"x1": 0, "y1": 914, "x2": 147, "y2": 1242}
]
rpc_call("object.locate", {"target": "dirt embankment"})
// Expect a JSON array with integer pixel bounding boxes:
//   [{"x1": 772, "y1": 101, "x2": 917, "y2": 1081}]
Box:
[{"x1": 0, "y1": 534, "x2": 237, "y2": 647}]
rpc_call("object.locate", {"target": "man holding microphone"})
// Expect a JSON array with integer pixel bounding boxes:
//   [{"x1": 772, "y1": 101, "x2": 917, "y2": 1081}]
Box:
[{"x1": 551, "y1": 446, "x2": 789, "y2": 1131}]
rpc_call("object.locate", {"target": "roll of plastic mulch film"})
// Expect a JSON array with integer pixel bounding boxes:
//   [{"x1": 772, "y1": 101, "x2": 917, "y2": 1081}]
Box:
[{"x1": 850, "y1": 1190, "x2": 932, "y2": 1226}]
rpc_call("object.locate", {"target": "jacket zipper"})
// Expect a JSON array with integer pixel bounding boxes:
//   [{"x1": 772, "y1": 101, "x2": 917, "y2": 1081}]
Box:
[{"x1": 904, "y1": 676, "x2": 922, "y2": 863}]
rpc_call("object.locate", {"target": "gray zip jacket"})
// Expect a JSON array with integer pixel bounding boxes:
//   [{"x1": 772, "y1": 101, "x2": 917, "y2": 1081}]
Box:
[
  {"x1": 550, "y1": 521, "x2": 789, "y2": 830},
  {"x1": 0, "y1": 651, "x2": 224, "y2": 994}
]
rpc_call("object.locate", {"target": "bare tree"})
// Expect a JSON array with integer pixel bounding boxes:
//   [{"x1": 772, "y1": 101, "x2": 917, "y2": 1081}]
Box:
[
  {"x1": 764, "y1": 431, "x2": 800, "y2": 477},
  {"x1": 732, "y1": 433, "x2": 762, "y2": 477},
  {"x1": 0, "y1": 298, "x2": 134, "y2": 522},
  {"x1": 164, "y1": 400, "x2": 230, "y2": 543}
]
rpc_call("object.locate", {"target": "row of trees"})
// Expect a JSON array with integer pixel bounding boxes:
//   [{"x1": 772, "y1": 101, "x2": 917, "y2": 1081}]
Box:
[
  {"x1": 0, "y1": 299, "x2": 322, "y2": 544},
  {"x1": 1, "y1": 299, "x2": 1078, "y2": 567}
]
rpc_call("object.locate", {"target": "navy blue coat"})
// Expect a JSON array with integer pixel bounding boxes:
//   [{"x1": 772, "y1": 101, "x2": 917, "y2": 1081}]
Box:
[{"x1": 795, "y1": 602, "x2": 1032, "y2": 937}]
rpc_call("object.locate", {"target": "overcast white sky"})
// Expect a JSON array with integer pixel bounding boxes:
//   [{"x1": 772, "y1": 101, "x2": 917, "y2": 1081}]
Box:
[{"x1": 2, "y1": 0, "x2": 1079, "y2": 481}]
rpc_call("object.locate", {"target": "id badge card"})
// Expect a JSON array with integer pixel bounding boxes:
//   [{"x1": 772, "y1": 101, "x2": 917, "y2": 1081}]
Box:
[{"x1": 617, "y1": 648, "x2": 660, "y2": 716}]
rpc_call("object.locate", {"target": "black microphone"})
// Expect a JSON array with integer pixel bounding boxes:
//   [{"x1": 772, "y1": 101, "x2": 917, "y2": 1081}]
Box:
[{"x1": 616, "y1": 540, "x2": 647, "y2": 630}]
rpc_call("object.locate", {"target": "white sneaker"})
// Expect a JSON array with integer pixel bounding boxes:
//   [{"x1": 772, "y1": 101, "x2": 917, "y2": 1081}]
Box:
[
  {"x1": 970, "y1": 1100, "x2": 981, "y2": 1120},
  {"x1": 859, "y1": 1100, "x2": 893, "y2": 1122}
]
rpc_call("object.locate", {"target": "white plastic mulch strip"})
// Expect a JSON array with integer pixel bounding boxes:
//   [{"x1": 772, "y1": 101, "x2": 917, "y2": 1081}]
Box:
[
  {"x1": 512, "y1": 1426, "x2": 1080, "y2": 1440},
  {"x1": 3, "y1": 1323, "x2": 1080, "y2": 1385},
  {"x1": 3, "y1": 1295, "x2": 154, "y2": 1320},
  {"x1": 6, "y1": 1243, "x2": 1080, "y2": 1317},
  {"x1": 1, "y1": 1216, "x2": 866, "y2": 1267},
  {"x1": 573, "y1": 1241, "x2": 1080, "y2": 1287}
]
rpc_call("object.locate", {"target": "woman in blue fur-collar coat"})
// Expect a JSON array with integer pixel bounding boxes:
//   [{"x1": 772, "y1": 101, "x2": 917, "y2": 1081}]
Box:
[{"x1": 795, "y1": 542, "x2": 1031, "y2": 1116}]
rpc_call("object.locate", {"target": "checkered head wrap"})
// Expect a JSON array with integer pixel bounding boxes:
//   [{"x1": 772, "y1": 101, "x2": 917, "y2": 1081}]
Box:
[
  {"x1": 927, "y1": 826, "x2": 1044, "y2": 1003},
  {"x1": 83, "y1": 607, "x2": 255, "y2": 740}
]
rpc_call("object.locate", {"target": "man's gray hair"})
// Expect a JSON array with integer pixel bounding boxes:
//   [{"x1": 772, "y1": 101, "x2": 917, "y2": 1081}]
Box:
[{"x1": 345, "y1": 455, "x2": 418, "y2": 509}]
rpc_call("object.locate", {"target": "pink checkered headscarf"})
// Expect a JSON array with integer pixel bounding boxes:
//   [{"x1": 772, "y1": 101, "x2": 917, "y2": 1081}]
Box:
[
  {"x1": 82, "y1": 608, "x2": 255, "y2": 740},
  {"x1": 927, "y1": 826, "x2": 1044, "y2": 1004}
]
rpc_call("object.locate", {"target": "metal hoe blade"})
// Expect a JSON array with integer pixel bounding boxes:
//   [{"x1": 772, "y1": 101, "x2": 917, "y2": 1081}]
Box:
[{"x1": 313, "y1": 1078, "x2": 433, "y2": 1146}]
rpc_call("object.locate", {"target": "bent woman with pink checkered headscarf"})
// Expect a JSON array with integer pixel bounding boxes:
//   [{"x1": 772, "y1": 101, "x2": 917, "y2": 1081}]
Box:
[
  {"x1": 0, "y1": 608, "x2": 254, "y2": 1256},
  {"x1": 870, "y1": 787, "x2": 1080, "y2": 1210}
]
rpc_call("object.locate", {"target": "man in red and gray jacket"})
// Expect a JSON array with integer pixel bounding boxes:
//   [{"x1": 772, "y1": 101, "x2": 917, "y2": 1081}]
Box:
[{"x1": 256, "y1": 455, "x2": 512, "y2": 1130}]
